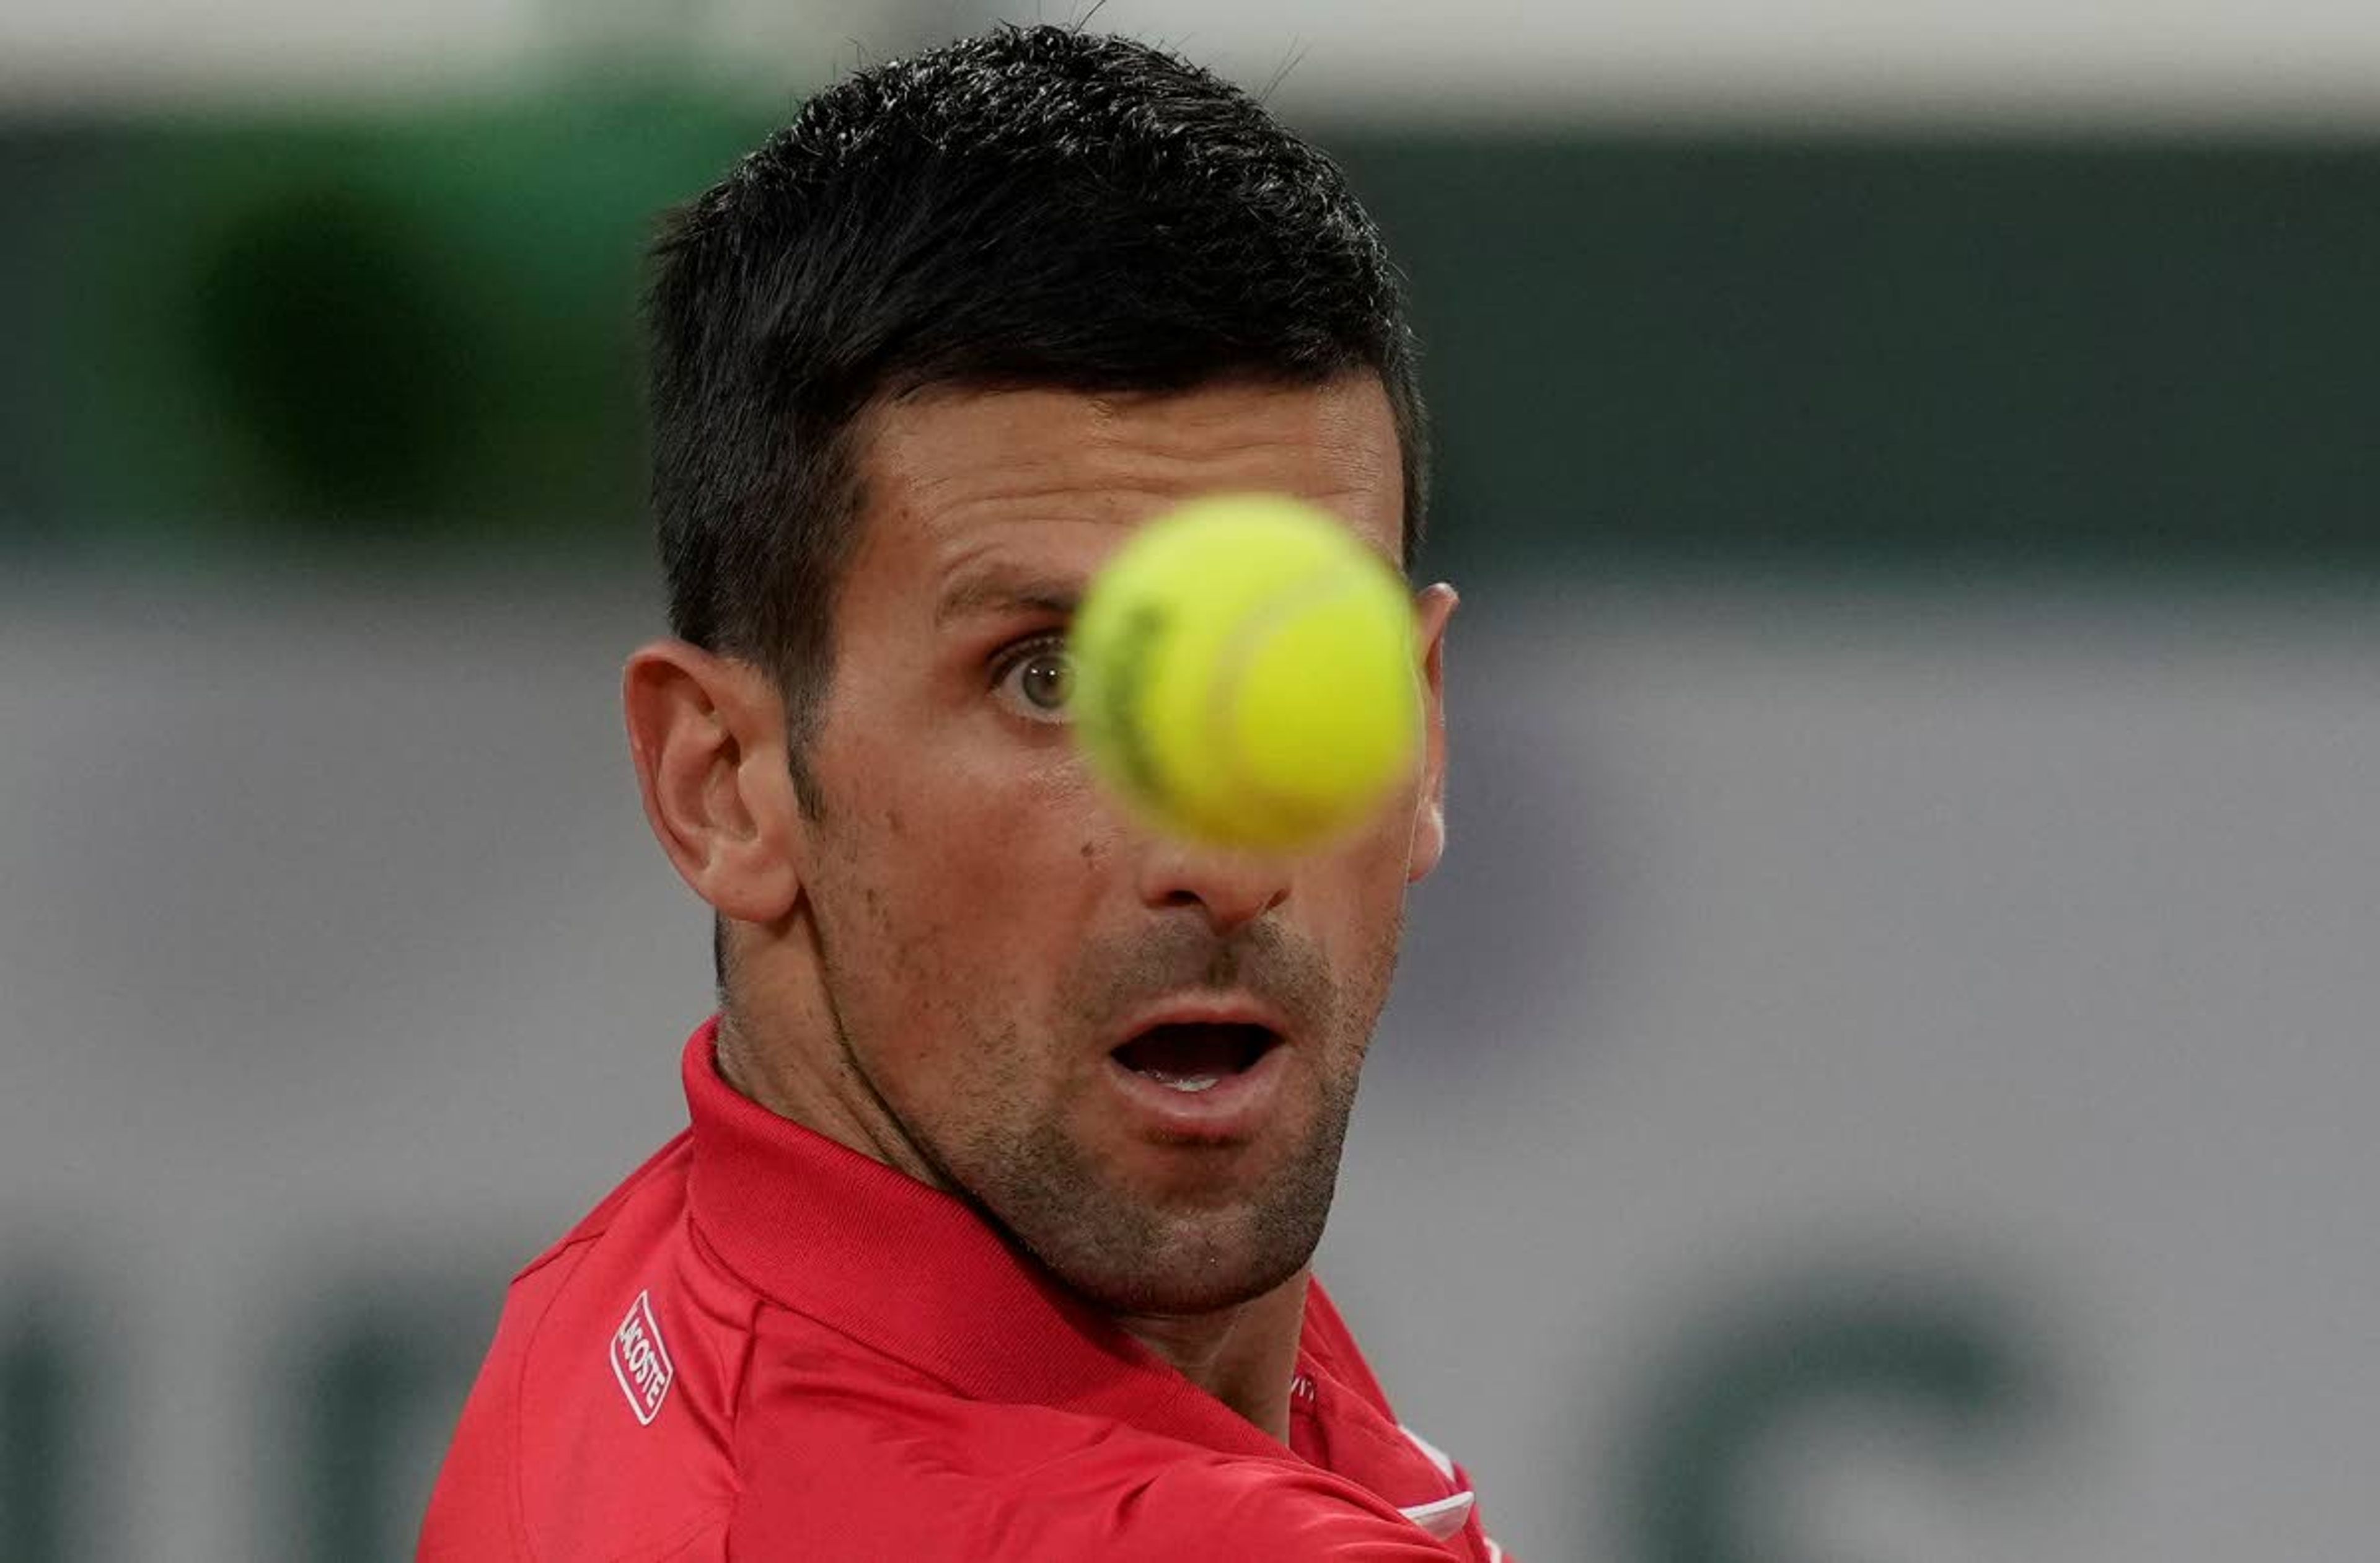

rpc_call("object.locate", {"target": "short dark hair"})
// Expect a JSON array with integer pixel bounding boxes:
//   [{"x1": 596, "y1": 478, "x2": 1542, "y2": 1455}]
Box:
[{"x1": 646, "y1": 24, "x2": 1428, "y2": 811}]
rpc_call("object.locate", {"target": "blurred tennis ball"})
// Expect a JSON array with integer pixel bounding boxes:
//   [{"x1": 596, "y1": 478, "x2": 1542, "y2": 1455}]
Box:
[{"x1": 1070, "y1": 493, "x2": 1421, "y2": 852}]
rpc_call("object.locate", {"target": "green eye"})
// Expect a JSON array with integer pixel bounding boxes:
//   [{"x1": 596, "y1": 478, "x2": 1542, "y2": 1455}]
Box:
[
  {"x1": 1019, "y1": 652, "x2": 1072, "y2": 710},
  {"x1": 995, "y1": 639, "x2": 1075, "y2": 723}
]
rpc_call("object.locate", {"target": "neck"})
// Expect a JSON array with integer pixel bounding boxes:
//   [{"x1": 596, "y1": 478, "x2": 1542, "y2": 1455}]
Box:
[
  {"x1": 1112, "y1": 1269, "x2": 1311, "y2": 1443},
  {"x1": 716, "y1": 966, "x2": 953, "y2": 1192}
]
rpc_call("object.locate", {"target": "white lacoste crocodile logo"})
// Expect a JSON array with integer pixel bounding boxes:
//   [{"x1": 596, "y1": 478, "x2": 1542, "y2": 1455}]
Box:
[{"x1": 609, "y1": 1290, "x2": 674, "y2": 1427}]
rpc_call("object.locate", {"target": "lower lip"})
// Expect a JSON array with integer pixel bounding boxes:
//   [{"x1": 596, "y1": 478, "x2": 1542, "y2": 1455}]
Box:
[{"x1": 1102, "y1": 1042, "x2": 1290, "y2": 1144}]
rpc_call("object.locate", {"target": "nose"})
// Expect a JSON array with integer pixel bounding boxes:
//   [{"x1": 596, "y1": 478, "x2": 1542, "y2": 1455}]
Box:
[{"x1": 1134, "y1": 837, "x2": 1293, "y2": 936}]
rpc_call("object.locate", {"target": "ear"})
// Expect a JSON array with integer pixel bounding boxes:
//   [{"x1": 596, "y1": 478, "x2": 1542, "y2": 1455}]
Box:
[
  {"x1": 622, "y1": 640, "x2": 806, "y2": 923},
  {"x1": 1405, "y1": 583, "x2": 1457, "y2": 885}
]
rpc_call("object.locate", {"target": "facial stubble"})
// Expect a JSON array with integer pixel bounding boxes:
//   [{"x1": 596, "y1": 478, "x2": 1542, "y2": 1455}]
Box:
[{"x1": 814, "y1": 903, "x2": 1399, "y2": 1317}]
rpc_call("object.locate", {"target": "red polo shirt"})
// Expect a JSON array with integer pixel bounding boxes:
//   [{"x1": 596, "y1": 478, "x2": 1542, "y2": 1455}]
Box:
[{"x1": 420, "y1": 1021, "x2": 1506, "y2": 1560}]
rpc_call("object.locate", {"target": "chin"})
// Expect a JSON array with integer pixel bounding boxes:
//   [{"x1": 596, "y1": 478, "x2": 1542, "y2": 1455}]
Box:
[
  {"x1": 1059, "y1": 1246, "x2": 1308, "y2": 1318},
  {"x1": 1043, "y1": 1199, "x2": 1326, "y2": 1317},
  {"x1": 951, "y1": 1105, "x2": 1346, "y2": 1316}
]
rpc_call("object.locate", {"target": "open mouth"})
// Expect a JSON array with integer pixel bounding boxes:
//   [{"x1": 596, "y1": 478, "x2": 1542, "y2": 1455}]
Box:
[{"x1": 1110, "y1": 1023, "x2": 1280, "y2": 1094}]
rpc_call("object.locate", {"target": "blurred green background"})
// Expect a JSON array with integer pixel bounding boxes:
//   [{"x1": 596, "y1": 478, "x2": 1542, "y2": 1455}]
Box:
[{"x1": 7, "y1": 104, "x2": 2375, "y2": 578}]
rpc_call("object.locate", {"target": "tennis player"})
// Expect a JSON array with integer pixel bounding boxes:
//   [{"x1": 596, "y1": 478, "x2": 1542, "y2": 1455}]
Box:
[{"x1": 421, "y1": 25, "x2": 1499, "y2": 1559}]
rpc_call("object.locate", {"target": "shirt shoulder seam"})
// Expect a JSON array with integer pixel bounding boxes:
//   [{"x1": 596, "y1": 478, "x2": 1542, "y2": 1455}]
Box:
[
  {"x1": 682, "y1": 1217, "x2": 769, "y2": 1461},
  {"x1": 506, "y1": 1239, "x2": 599, "y2": 1563},
  {"x1": 514, "y1": 1134, "x2": 692, "y2": 1285}
]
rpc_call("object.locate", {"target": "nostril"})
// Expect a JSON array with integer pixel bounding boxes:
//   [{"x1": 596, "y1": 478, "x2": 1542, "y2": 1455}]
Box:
[{"x1": 1135, "y1": 845, "x2": 1294, "y2": 932}]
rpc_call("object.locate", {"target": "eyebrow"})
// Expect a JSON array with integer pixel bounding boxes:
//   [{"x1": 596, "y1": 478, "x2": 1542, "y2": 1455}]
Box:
[{"x1": 933, "y1": 565, "x2": 1083, "y2": 628}]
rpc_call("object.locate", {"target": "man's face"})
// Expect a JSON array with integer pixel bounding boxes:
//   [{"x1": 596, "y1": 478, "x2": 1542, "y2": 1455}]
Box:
[{"x1": 787, "y1": 374, "x2": 1448, "y2": 1315}]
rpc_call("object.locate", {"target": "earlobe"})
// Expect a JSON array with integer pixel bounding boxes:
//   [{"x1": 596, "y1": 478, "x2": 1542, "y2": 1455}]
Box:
[
  {"x1": 1405, "y1": 584, "x2": 1457, "y2": 884},
  {"x1": 622, "y1": 641, "x2": 805, "y2": 923}
]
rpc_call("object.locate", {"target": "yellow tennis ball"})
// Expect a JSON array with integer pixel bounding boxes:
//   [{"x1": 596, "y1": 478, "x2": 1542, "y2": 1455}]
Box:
[{"x1": 1070, "y1": 493, "x2": 1421, "y2": 852}]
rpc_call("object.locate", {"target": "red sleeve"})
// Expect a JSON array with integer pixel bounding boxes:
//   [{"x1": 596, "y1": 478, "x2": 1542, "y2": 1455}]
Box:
[{"x1": 419, "y1": 1251, "x2": 585, "y2": 1560}]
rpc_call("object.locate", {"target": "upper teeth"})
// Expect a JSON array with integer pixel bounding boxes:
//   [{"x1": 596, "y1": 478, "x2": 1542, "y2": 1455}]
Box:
[{"x1": 1147, "y1": 1072, "x2": 1220, "y2": 1093}]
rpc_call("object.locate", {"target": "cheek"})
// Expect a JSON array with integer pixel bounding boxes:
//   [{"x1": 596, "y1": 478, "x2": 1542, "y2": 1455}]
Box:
[
  {"x1": 819, "y1": 738, "x2": 1113, "y2": 1015},
  {"x1": 886, "y1": 748, "x2": 1108, "y2": 897},
  {"x1": 1296, "y1": 808, "x2": 1417, "y2": 976},
  {"x1": 1343, "y1": 786, "x2": 1427, "y2": 894},
  {"x1": 832, "y1": 768, "x2": 1122, "y2": 1132}
]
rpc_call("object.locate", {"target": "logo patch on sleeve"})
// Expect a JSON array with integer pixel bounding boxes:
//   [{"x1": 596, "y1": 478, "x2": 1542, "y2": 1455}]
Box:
[{"x1": 609, "y1": 1290, "x2": 676, "y2": 1426}]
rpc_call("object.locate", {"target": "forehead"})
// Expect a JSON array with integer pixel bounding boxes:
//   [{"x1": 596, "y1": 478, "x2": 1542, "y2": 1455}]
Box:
[{"x1": 845, "y1": 375, "x2": 1404, "y2": 604}]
